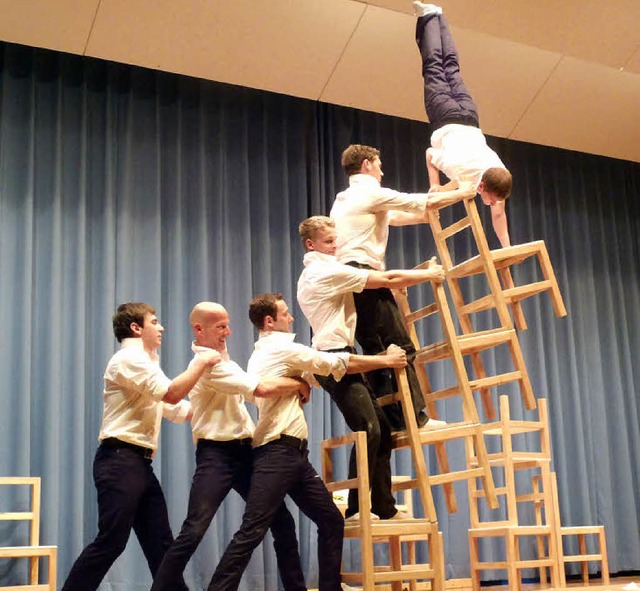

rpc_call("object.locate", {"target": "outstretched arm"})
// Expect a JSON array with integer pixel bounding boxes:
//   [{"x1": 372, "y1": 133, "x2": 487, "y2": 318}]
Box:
[
  {"x1": 365, "y1": 257, "x2": 445, "y2": 289},
  {"x1": 491, "y1": 201, "x2": 510, "y2": 247},
  {"x1": 254, "y1": 376, "x2": 310, "y2": 399},
  {"x1": 346, "y1": 344, "x2": 407, "y2": 374},
  {"x1": 163, "y1": 350, "x2": 222, "y2": 404},
  {"x1": 426, "y1": 149, "x2": 443, "y2": 189}
]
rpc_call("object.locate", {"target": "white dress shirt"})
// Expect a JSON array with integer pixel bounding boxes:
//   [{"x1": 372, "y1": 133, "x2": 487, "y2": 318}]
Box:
[
  {"x1": 98, "y1": 338, "x2": 190, "y2": 451},
  {"x1": 330, "y1": 174, "x2": 429, "y2": 270},
  {"x1": 428, "y1": 124, "x2": 506, "y2": 190},
  {"x1": 297, "y1": 251, "x2": 368, "y2": 350},
  {"x1": 189, "y1": 343, "x2": 258, "y2": 443},
  {"x1": 248, "y1": 331, "x2": 350, "y2": 447}
]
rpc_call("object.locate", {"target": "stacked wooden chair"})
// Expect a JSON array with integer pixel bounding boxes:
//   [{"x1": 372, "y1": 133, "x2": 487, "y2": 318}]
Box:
[
  {"x1": 320, "y1": 184, "x2": 610, "y2": 591},
  {"x1": 0, "y1": 477, "x2": 57, "y2": 590}
]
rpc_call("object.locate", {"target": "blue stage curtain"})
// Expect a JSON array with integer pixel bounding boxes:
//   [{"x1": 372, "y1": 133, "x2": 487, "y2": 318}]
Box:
[{"x1": 1, "y1": 42, "x2": 639, "y2": 588}]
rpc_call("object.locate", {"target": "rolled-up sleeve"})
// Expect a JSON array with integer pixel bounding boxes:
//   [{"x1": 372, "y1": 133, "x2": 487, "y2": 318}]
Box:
[
  {"x1": 163, "y1": 399, "x2": 191, "y2": 423},
  {"x1": 112, "y1": 354, "x2": 172, "y2": 402}
]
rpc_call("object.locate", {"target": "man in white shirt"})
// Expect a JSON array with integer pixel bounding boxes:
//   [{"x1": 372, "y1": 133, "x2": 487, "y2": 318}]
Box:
[
  {"x1": 331, "y1": 144, "x2": 436, "y2": 432},
  {"x1": 151, "y1": 302, "x2": 309, "y2": 591},
  {"x1": 413, "y1": 1, "x2": 512, "y2": 247},
  {"x1": 208, "y1": 294, "x2": 408, "y2": 591},
  {"x1": 62, "y1": 302, "x2": 220, "y2": 591},
  {"x1": 297, "y1": 215, "x2": 445, "y2": 522}
]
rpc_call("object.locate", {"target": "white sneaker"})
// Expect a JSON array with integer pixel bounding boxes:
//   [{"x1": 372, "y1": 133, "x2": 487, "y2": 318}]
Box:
[
  {"x1": 345, "y1": 512, "x2": 380, "y2": 522},
  {"x1": 413, "y1": 1, "x2": 443, "y2": 17},
  {"x1": 419, "y1": 418, "x2": 448, "y2": 430},
  {"x1": 341, "y1": 583, "x2": 360, "y2": 591},
  {"x1": 623, "y1": 584, "x2": 640, "y2": 591}
]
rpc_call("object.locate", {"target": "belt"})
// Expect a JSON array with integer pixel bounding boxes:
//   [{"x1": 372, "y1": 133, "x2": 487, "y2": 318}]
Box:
[
  {"x1": 323, "y1": 346, "x2": 356, "y2": 354},
  {"x1": 274, "y1": 434, "x2": 308, "y2": 451},
  {"x1": 101, "y1": 437, "x2": 154, "y2": 460},
  {"x1": 345, "y1": 261, "x2": 374, "y2": 270},
  {"x1": 198, "y1": 438, "x2": 253, "y2": 448}
]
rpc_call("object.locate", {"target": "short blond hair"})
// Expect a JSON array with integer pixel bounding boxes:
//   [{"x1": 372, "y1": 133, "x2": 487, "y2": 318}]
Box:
[{"x1": 298, "y1": 216, "x2": 335, "y2": 249}]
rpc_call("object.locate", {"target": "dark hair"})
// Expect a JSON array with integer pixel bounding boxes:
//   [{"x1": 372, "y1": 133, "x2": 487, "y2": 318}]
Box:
[
  {"x1": 248, "y1": 293, "x2": 284, "y2": 330},
  {"x1": 481, "y1": 167, "x2": 512, "y2": 200},
  {"x1": 341, "y1": 144, "x2": 380, "y2": 176},
  {"x1": 112, "y1": 302, "x2": 155, "y2": 342}
]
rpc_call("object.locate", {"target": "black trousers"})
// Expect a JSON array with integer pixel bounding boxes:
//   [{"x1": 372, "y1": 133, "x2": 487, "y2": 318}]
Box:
[
  {"x1": 316, "y1": 370, "x2": 397, "y2": 519},
  {"x1": 151, "y1": 439, "x2": 305, "y2": 591},
  {"x1": 61, "y1": 443, "x2": 187, "y2": 591},
  {"x1": 208, "y1": 440, "x2": 344, "y2": 591},
  {"x1": 416, "y1": 13, "x2": 480, "y2": 131},
  {"x1": 347, "y1": 263, "x2": 429, "y2": 430}
]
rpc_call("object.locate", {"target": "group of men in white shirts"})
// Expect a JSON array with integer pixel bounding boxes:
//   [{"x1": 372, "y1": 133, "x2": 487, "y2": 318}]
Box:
[{"x1": 62, "y1": 3, "x2": 515, "y2": 589}]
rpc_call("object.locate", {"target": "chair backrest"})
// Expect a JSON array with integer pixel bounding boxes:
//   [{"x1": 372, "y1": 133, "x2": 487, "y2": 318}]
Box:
[{"x1": 0, "y1": 477, "x2": 42, "y2": 547}]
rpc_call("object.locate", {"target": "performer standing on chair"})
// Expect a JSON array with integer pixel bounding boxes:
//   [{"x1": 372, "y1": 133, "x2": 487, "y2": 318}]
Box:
[
  {"x1": 61, "y1": 302, "x2": 220, "y2": 591},
  {"x1": 297, "y1": 216, "x2": 445, "y2": 522},
  {"x1": 331, "y1": 144, "x2": 444, "y2": 432},
  {"x1": 414, "y1": 1, "x2": 512, "y2": 247}
]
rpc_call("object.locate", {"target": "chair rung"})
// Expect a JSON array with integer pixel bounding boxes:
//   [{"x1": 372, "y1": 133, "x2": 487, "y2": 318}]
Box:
[
  {"x1": 504, "y1": 281, "x2": 551, "y2": 301},
  {"x1": 0, "y1": 511, "x2": 36, "y2": 520},
  {"x1": 469, "y1": 372, "x2": 522, "y2": 390},
  {"x1": 441, "y1": 216, "x2": 471, "y2": 240},
  {"x1": 324, "y1": 478, "x2": 359, "y2": 493},
  {"x1": 424, "y1": 385, "x2": 464, "y2": 401},
  {"x1": 563, "y1": 554, "x2": 603, "y2": 563},
  {"x1": 405, "y1": 303, "x2": 439, "y2": 323},
  {"x1": 0, "y1": 545, "x2": 57, "y2": 558}
]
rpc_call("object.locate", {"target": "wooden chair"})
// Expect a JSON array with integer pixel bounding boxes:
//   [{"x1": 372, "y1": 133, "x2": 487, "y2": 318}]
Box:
[
  {"x1": 533, "y1": 472, "x2": 610, "y2": 587},
  {"x1": 426, "y1": 184, "x2": 566, "y2": 332},
  {"x1": 386, "y1": 366, "x2": 498, "y2": 516},
  {"x1": 0, "y1": 477, "x2": 57, "y2": 590},
  {"x1": 467, "y1": 396, "x2": 561, "y2": 591},
  {"x1": 321, "y1": 431, "x2": 444, "y2": 591}
]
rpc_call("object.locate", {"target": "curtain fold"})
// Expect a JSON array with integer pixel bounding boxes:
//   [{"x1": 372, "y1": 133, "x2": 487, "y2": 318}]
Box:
[{"x1": 1, "y1": 42, "x2": 639, "y2": 588}]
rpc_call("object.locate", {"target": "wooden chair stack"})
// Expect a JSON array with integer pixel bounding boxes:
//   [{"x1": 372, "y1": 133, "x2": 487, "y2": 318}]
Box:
[
  {"x1": 320, "y1": 185, "x2": 607, "y2": 590},
  {"x1": 322, "y1": 426, "x2": 444, "y2": 591},
  {"x1": 466, "y1": 395, "x2": 561, "y2": 590},
  {"x1": 0, "y1": 477, "x2": 57, "y2": 590}
]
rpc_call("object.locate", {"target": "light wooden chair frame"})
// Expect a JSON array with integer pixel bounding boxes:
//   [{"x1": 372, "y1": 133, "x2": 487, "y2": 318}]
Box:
[{"x1": 0, "y1": 477, "x2": 57, "y2": 591}]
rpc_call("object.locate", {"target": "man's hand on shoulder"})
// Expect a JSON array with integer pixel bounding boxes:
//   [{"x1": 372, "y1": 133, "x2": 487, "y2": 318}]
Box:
[{"x1": 195, "y1": 349, "x2": 222, "y2": 368}]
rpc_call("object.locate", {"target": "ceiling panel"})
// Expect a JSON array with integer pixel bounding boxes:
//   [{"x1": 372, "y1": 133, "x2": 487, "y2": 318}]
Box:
[
  {"x1": 626, "y1": 46, "x2": 640, "y2": 75},
  {"x1": 320, "y1": 6, "x2": 426, "y2": 121},
  {"x1": 86, "y1": 0, "x2": 365, "y2": 100},
  {"x1": 511, "y1": 57, "x2": 640, "y2": 163},
  {"x1": 322, "y1": 7, "x2": 561, "y2": 139},
  {"x1": 437, "y1": 28, "x2": 561, "y2": 138},
  {"x1": 0, "y1": 0, "x2": 98, "y2": 55},
  {"x1": 365, "y1": 0, "x2": 640, "y2": 70}
]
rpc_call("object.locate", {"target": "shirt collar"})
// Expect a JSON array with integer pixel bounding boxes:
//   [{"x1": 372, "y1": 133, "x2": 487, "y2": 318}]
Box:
[
  {"x1": 191, "y1": 341, "x2": 229, "y2": 361},
  {"x1": 257, "y1": 330, "x2": 297, "y2": 343},
  {"x1": 120, "y1": 337, "x2": 158, "y2": 361},
  {"x1": 303, "y1": 251, "x2": 335, "y2": 266},
  {"x1": 348, "y1": 173, "x2": 381, "y2": 189}
]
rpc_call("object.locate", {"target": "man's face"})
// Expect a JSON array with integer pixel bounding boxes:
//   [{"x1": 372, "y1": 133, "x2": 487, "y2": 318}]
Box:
[
  {"x1": 138, "y1": 313, "x2": 164, "y2": 350},
  {"x1": 307, "y1": 226, "x2": 337, "y2": 256},
  {"x1": 271, "y1": 299, "x2": 294, "y2": 333},
  {"x1": 478, "y1": 185, "x2": 503, "y2": 207},
  {"x1": 364, "y1": 156, "x2": 384, "y2": 183},
  {"x1": 198, "y1": 311, "x2": 232, "y2": 353}
]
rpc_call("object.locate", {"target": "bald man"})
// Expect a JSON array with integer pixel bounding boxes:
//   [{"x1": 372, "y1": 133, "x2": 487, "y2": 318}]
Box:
[{"x1": 151, "y1": 302, "x2": 309, "y2": 591}]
